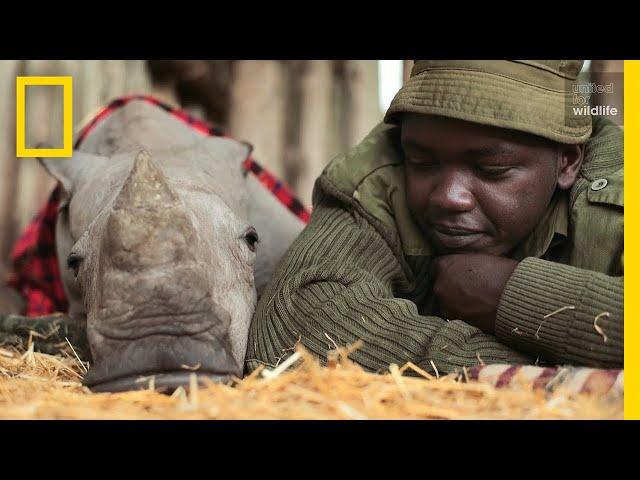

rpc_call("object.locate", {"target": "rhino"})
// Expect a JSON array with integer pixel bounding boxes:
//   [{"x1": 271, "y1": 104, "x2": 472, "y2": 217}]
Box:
[{"x1": 34, "y1": 100, "x2": 305, "y2": 392}]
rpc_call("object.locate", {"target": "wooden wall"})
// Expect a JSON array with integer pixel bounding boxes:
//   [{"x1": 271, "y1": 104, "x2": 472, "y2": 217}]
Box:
[{"x1": 0, "y1": 60, "x2": 384, "y2": 275}]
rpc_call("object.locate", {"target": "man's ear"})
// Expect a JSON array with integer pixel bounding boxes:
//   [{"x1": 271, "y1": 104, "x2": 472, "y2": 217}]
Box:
[
  {"x1": 38, "y1": 151, "x2": 109, "y2": 202},
  {"x1": 556, "y1": 144, "x2": 585, "y2": 191}
]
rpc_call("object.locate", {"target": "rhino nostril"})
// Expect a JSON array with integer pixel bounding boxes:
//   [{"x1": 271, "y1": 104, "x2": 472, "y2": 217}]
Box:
[{"x1": 66, "y1": 253, "x2": 84, "y2": 278}]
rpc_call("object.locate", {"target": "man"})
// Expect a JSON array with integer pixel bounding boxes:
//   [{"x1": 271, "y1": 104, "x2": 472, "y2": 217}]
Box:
[{"x1": 247, "y1": 60, "x2": 623, "y2": 375}]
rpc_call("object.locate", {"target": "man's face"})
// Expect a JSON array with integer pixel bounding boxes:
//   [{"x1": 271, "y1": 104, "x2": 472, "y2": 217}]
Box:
[{"x1": 401, "y1": 114, "x2": 563, "y2": 256}]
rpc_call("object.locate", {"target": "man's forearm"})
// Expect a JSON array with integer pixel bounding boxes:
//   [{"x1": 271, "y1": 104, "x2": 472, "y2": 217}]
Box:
[{"x1": 495, "y1": 257, "x2": 623, "y2": 368}]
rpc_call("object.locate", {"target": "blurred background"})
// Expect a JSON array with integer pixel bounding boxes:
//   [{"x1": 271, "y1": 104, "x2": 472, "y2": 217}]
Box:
[{"x1": 0, "y1": 59, "x2": 623, "y2": 279}]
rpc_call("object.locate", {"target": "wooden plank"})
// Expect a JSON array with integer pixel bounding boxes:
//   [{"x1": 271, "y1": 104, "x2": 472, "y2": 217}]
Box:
[
  {"x1": 228, "y1": 61, "x2": 287, "y2": 179},
  {"x1": 15, "y1": 61, "x2": 57, "y2": 235},
  {"x1": 343, "y1": 60, "x2": 382, "y2": 148},
  {"x1": 77, "y1": 60, "x2": 104, "y2": 124},
  {"x1": 103, "y1": 60, "x2": 127, "y2": 100},
  {"x1": 296, "y1": 60, "x2": 333, "y2": 205},
  {"x1": 0, "y1": 60, "x2": 20, "y2": 265},
  {"x1": 125, "y1": 60, "x2": 152, "y2": 95}
]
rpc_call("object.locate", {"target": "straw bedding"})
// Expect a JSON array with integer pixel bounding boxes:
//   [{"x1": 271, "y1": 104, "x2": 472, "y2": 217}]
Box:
[{"x1": 0, "y1": 340, "x2": 622, "y2": 420}]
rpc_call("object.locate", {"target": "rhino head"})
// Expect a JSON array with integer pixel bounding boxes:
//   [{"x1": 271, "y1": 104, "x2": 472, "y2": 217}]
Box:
[{"x1": 40, "y1": 138, "x2": 259, "y2": 392}]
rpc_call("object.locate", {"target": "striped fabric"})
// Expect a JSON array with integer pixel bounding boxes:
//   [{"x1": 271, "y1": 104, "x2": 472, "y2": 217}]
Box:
[{"x1": 466, "y1": 364, "x2": 623, "y2": 396}]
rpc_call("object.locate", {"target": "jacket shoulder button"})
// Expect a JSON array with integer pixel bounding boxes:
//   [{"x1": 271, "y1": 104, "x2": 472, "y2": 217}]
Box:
[{"x1": 591, "y1": 178, "x2": 608, "y2": 191}]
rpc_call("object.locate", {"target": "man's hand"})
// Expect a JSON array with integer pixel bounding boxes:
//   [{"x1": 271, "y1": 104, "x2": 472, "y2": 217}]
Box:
[{"x1": 432, "y1": 254, "x2": 519, "y2": 334}]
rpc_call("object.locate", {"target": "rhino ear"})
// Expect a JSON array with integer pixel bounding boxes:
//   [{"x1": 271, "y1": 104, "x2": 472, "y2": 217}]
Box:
[{"x1": 38, "y1": 151, "x2": 108, "y2": 195}]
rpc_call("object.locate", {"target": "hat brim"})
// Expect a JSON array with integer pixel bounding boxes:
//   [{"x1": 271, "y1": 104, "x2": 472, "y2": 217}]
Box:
[{"x1": 384, "y1": 68, "x2": 592, "y2": 144}]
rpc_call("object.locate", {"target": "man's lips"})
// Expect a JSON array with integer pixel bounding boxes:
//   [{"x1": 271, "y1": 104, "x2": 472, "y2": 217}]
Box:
[
  {"x1": 431, "y1": 223, "x2": 484, "y2": 236},
  {"x1": 429, "y1": 223, "x2": 486, "y2": 250}
]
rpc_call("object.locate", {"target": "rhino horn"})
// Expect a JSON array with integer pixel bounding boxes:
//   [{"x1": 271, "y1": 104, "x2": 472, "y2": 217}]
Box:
[
  {"x1": 106, "y1": 151, "x2": 195, "y2": 269},
  {"x1": 113, "y1": 150, "x2": 178, "y2": 211}
]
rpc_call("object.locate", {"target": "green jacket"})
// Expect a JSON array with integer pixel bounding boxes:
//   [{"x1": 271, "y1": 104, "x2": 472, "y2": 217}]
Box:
[{"x1": 247, "y1": 116, "x2": 623, "y2": 374}]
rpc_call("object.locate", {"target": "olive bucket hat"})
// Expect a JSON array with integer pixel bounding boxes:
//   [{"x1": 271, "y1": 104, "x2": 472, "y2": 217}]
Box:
[{"x1": 385, "y1": 60, "x2": 592, "y2": 144}]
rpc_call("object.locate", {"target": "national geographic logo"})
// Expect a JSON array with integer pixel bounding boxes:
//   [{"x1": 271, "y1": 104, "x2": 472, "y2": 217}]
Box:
[{"x1": 16, "y1": 76, "x2": 73, "y2": 158}]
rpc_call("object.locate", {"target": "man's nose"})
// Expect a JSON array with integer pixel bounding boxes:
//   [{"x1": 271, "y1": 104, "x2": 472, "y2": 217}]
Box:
[{"x1": 429, "y1": 171, "x2": 476, "y2": 213}]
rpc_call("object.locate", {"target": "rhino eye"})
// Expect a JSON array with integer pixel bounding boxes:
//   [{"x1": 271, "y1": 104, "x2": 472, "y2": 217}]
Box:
[
  {"x1": 244, "y1": 228, "x2": 259, "y2": 253},
  {"x1": 67, "y1": 253, "x2": 84, "y2": 278}
]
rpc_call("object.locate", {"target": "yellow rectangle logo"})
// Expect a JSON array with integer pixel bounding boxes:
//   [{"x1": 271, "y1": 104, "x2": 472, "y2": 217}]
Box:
[{"x1": 16, "y1": 76, "x2": 73, "y2": 157}]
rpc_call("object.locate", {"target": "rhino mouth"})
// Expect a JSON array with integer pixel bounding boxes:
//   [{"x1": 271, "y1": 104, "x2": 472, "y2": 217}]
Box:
[
  {"x1": 87, "y1": 371, "x2": 235, "y2": 393},
  {"x1": 82, "y1": 321, "x2": 241, "y2": 393}
]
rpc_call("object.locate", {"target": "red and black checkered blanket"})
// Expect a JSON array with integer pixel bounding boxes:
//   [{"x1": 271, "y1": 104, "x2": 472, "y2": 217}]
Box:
[{"x1": 7, "y1": 95, "x2": 311, "y2": 316}]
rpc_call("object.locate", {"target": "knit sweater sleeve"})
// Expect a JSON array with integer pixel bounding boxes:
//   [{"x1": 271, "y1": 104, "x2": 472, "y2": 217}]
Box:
[
  {"x1": 246, "y1": 195, "x2": 531, "y2": 375},
  {"x1": 495, "y1": 257, "x2": 623, "y2": 368}
]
